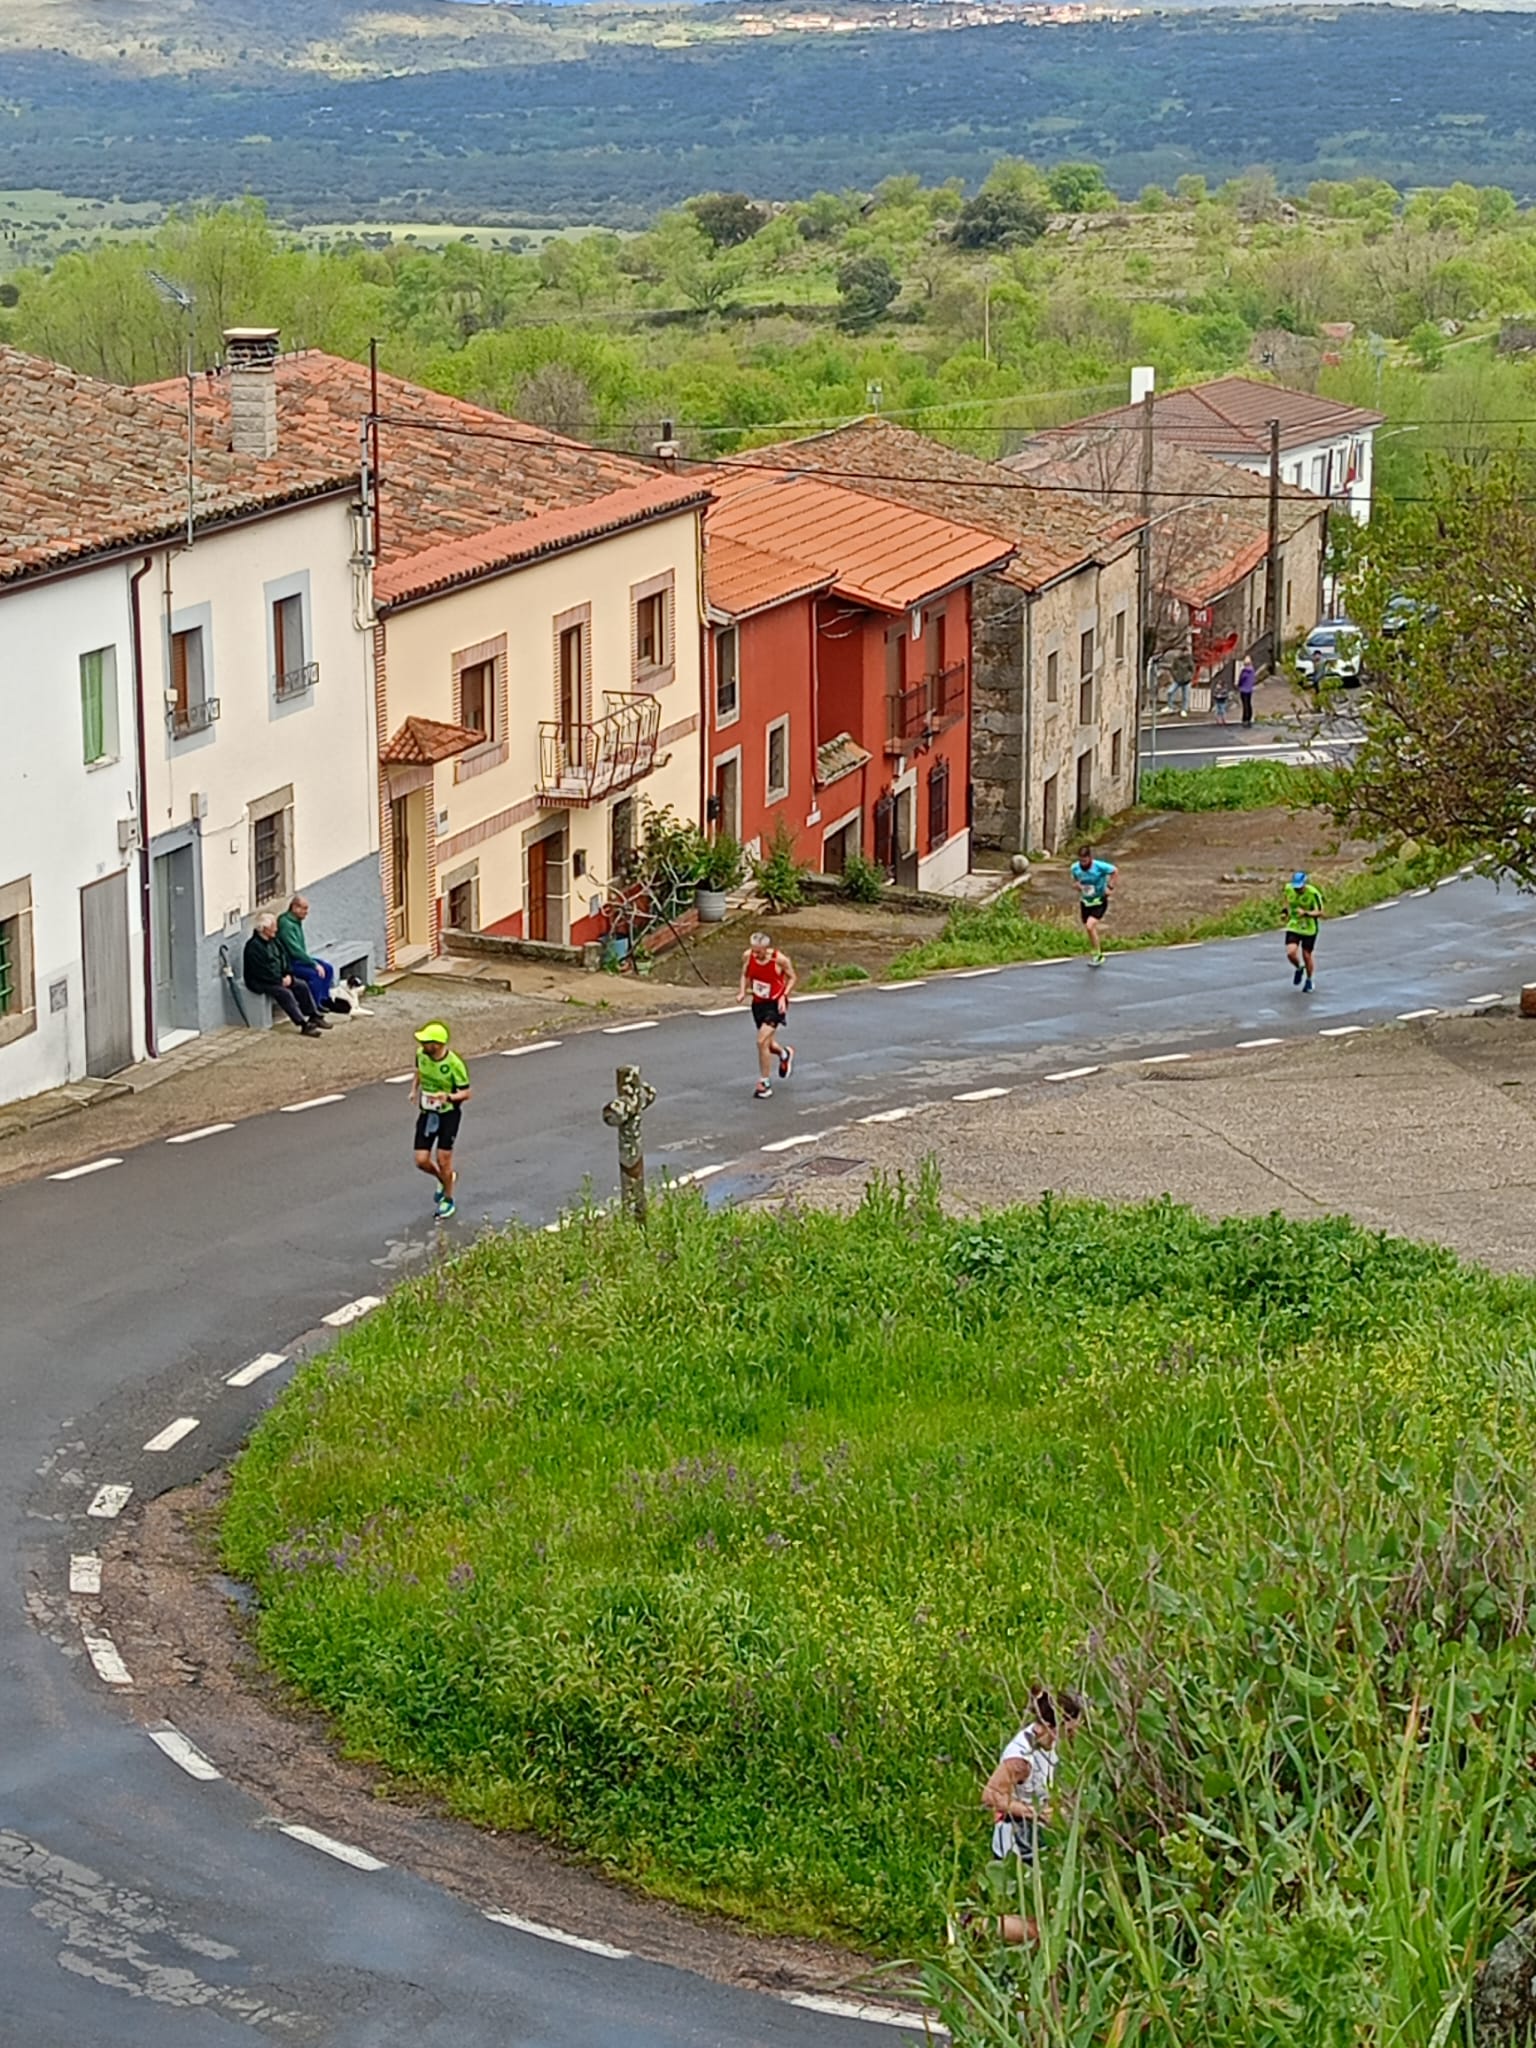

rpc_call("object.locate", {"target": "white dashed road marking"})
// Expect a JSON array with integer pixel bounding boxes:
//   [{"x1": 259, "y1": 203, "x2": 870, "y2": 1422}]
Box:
[
  {"x1": 143, "y1": 1417, "x2": 200, "y2": 1453},
  {"x1": 226, "y1": 1352, "x2": 286, "y2": 1387},
  {"x1": 503, "y1": 1040, "x2": 562, "y2": 1055},
  {"x1": 280, "y1": 1094, "x2": 346, "y2": 1114},
  {"x1": 787, "y1": 991, "x2": 841, "y2": 1003},
  {"x1": 858, "y1": 1107, "x2": 919, "y2": 1124},
  {"x1": 1469, "y1": 993, "x2": 1504, "y2": 1008},
  {"x1": 49, "y1": 1158, "x2": 123, "y2": 1182},
  {"x1": 165, "y1": 1123, "x2": 235, "y2": 1145},
  {"x1": 602, "y1": 1021, "x2": 657, "y2": 1035},
  {"x1": 1139, "y1": 1053, "x2": 1191, "y2": 1066},
  {"x1": 953, "y1": 967, "x2": 1003, "y2": 978},
  {"x1": 1319, "y1": 1025, "x2": 1366, "y2": 1038},
  {"x1": 782, "y1": 1991, "x2": 938, "y2": 2034},
  {"x1": 147, "y1": 1725, "x2": 222, "y2": 1782},
  {"x1": 1369, "y1": 899, "x2": 1401, "y2": 911},
  {"x1": 1046, "y1": 1066, "x2": 1101, "y2": 1082},
  {"x1": 484, "y1": 1910, "x2": 632, "y2": 1960},
  {"x1": 1028, "y1": 956, "x2": 1072, "y2": 966},
  {"x1": 384, "y1": 1073, "x2": 414, "y2": 1085},
  {"x1": 82, "y1": 1629, "x2": 132, "y2": 1687},
  {"x1": 86, "y1": 1483, "x2": 132, "y2": 1519},
  {"x1": 69, "y1": 1554, "x2": 102, "y2": 1596},
  {"x1": 953, "y1": 1087, "x2": 1010, "y2": 1101},
  {"x1": 878, "y1": 980, "x2": 927, "y2": 991},
  {"x1": 1236, "y1": 1037, "x2": 1285, "y2": 1049},
  {"x1": 675, "y1": 1163, "x2": 730, "y2": 1185},
  {"x1": 1397, "y1": 1009, "x2": 1439, "y2": 1022},
  {"x1": 278, "y1": 1825, "x2": 386, "y2": 1872},
  {"x1": 761, "y1": 1130, "x2": 840, "y2": 1153},
  {"x1": 322, "y1": 1296, "x2": 382, "y2": 1328},
  {"x1": 700, "y1": 1005, "x2": 748, "y2": 1017}
]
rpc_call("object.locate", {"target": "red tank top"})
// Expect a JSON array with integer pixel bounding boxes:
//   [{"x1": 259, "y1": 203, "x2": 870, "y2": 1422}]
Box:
[{"x1": 747, "y1": 951, "x2": 788, "y2": 1004}]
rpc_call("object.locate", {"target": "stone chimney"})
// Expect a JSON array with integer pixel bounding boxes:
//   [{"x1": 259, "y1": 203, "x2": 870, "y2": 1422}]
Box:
[{"x1": 224, "y1": 327, "x2": 280, "y2": 459}]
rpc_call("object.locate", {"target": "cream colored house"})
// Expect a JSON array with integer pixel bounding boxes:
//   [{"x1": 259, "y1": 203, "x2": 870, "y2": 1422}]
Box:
[{"x1": 372, "y1": 481, "x2": 709, "y2": 958}]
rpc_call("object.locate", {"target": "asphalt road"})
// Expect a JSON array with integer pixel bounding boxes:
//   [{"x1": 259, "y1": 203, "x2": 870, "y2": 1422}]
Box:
[
  {"x1": 1138, "y1": 706, "x2": 1363, "y2": 772},
  {"x1": 4, "y1": 871, "x2": 1533, "y2": 2047}
]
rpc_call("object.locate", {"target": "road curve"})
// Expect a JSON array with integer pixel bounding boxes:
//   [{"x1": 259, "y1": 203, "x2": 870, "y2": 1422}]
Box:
[{"x1": 4, "y1": 871, "x2": 1532, "y2": 2046}]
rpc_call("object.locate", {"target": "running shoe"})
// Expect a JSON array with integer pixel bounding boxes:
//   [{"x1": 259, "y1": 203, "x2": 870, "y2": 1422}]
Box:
[
  {"x1": 1303, "y1": 978, "x2": 1314, "y2": 993},
  {"x1": 434, "y1": 1191, "x2": 454, "y2": 1218},
  {"x1": 1089, "y1": 951, "x2": 1104, "y2": 968},
  {"x1": 1293, "y1": 965, "x2": 1305, "y2": 987},
  {"x1": 754, "y1": 1080, "x2": 773, "y2": 1099},
  {"x1": 778, "y1": 1044, "x2": 794, "y2": 1081}
]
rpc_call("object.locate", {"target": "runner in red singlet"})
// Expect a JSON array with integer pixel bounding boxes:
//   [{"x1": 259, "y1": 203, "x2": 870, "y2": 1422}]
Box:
[{"x1": 735, "y1": 930, "x2": 797, "y2": 1099}]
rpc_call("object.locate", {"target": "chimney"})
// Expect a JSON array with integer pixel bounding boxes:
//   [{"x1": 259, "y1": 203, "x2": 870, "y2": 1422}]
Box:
[
  {"x1": 1130, "y1": 366, "x2": 1156, "y2": 406},
  {"x1": 224, "y1": 327, "x2": 280, "y2": 459}
]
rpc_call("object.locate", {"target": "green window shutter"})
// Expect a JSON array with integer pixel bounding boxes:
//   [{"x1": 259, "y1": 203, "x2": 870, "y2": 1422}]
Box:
[{"x1": 80, "y1": 649, "x2": 104, "y2": 763}]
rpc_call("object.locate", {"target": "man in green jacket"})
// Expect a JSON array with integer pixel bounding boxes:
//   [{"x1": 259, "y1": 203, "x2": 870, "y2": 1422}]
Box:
[
  {"x1": 276, "y1": 895, "x2": 336, "y2": 1014},
  {"x1": 242, "y1": 914, "x2": 329, "y2": 1035}
]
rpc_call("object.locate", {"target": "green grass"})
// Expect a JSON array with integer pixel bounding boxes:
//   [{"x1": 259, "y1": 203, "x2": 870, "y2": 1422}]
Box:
[
  {"x1": 1137, "y1": 761, "x2": 1334, "y2": 813},
  {"x1": 802, "y1": 962, "x2": 872, "y2": 991},
  {"x1": 887, "y1": 842, "x2": 1460, "y2": 979},
  {"x1": 224, "y1": 1187, "x2": 1536, "y2": 2019}
]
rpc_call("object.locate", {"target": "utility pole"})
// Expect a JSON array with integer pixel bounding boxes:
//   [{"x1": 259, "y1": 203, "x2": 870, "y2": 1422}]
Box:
[
  {"x1": 1264, "y1": 417, "x2": 1282, "y2": 673},
  {"x1": 603, "y1": 1064, "x2": 656, "y2": 1223},
  {"x1": 1132, "y1": 388, "x2": 1156, "y2": 801}
]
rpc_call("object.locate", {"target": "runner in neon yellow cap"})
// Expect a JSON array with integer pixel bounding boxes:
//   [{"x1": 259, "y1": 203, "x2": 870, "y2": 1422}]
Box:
[{"x1": 411, "y1": 1021, "x2": 471, "y2": 1219}]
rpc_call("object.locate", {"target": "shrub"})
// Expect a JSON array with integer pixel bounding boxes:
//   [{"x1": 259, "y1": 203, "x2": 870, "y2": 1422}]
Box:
[
  {"x1": 752, "y1": 816, "x2": 808, "y2": 911},
  {"x1": 838, "y1": 850, "x2": 886, "y2": 904},
  {"x1": 695, "y1": 832, "x2": 745, "y2": 891}
]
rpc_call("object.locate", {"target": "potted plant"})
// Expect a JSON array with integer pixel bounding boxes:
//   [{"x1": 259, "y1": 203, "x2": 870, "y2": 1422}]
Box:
[{"x1": 694, "y1": 832, "x2": 745, "y2": 922}]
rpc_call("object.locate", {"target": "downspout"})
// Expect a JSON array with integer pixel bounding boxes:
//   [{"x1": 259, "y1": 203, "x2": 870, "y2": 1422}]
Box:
[
  {"x1": 128, "y1": 554, "x2": 157, "y2": 1060},
  {"x1": 810, "y1": 598, "x2": 823, "y2": 842},
  {"x1": 1020, "y1": 589, "x2": 1036, "y2": 856},
  {"x1": 696, "y1": 510, "x2": 710, "y2": 833}
]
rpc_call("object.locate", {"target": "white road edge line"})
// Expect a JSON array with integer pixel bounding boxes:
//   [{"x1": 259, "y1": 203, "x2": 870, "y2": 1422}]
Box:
[
  {"x1": 1369, "y1": 899, "x2": 1401, "y2": 911},
  {"x1": 782, "y1": 1991, "x2": 940, "y2": 2034},
  {"x1": 1397, "y1": 1009, "x2": 1439, "y2": 1022},
  {"x1": 82, "y1": 1628, "x2": 132, "y2": 1687},
  {"x1": 143, "y1": 1417, "x2": 200, "y2": 1453},
  {"x1": 483, "y1": 1910, "x2": 632, "y2": 1961},
  {"x1": 86, "y1": 1483, "x2": 132, "y2": 1519},
  {"x1": 789, "y1": 991, "x2": 842, "y2": 1003},
  {"x1": 953, "y1": 1088, "x2": 1010, "y2": 1102},
  {"x1": 165, "y1": 1123, "x2": 235, "y2": 1145},
  {"x1": 1408, "y1": 887, "x2": 1433, "y2": 898},
  {"x1": 69, "y1": 1554, "x2": 102, "y2": 1596},
  {"x1": 1165, "y1": 942, "x2": 1203, "y2": 951},
  {"x1": 1139, "y1": 1053, "x2": 1192, "y2": 1066},
  {"x1": 1046, "y1": 1066, "x2": 1101, "y2": 1082},
  {"x1": 1319, "y1": 1025, "x2": 1366, "y2": 1038},
  {"x1": 952, "y1": 967, "x2": 1003, "y2": 978},
  {"x1": 858, "y1": 1107, "x2": 919, "y2": 1124},
  {"x1": 761, "y1": 1129, "x2": 840, "y2": 1153},
  {"x1": 49, "y1": 1158, "x2": 123, "y2": 1182},
  {"x1": 323, "y1": 1297, "x2": 382, "y2": 1328},
  {"x1": 280, "y1": 1094, "x2": 346, "y2": 1114},
  {"x1": 383, "y1": 1073, "x2": 413, "y2": 1085},
  {"x1": 1236, "y1": 1037, "x2": 1285, "y2": 1049},
  {"x1": 700, "y1": 1005, "x2": 748, "y2": 1016},
  {"x1": 503, "y1": 1040, "x2": 562, "y2": 1056},
  {"x1": 278, "y1": 1825, "x2": 386, "y2": 1872},
  {"x1": 602, "y1": 1021, "x2": 657, "y2": 1035},
  {"x1": 675, "y1": 1162, "x2": 730, "y2": 1185},
  {"x1": 1469, "y1": 993, "x2": 1504, "y2": 1007},
  {"x1": 878, "y1": 980, "x2": 927, "y2": 991},
  {"x1": 1027, "y1": 956, "x2": 1072, "y2": 966},
  {"x1": 147, "y1": 1725, "x2": 222, "y2": 1782},
  {"x1": 226, "y1": 1352, "x2": 286, "y2": 1387}
]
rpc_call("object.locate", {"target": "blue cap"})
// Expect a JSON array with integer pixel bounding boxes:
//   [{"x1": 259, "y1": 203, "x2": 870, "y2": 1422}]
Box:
[{"x1": 1291, "y1": 871, "x2": 1307, "y2": 887}]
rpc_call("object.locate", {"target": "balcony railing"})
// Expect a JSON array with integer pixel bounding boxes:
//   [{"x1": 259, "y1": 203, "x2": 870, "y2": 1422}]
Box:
[
  {"x1": 537, "y1": 692, "x2": 661, "y2": 806},
  {"x1": 275, "y1": 660, "x2": 319, "y2": 703},
  {"x1": 168, "y1": 696, "x2": 220, "y2": 739},
  {"x1": 885, "y1": 662, "x2": 966, "y2": 753}
]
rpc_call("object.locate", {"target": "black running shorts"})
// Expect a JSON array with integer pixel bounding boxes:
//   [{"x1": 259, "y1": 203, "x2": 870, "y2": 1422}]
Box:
[
  {"x1": 1079, "y1": 899, "x2": 1108, "y2": 924},
  {"x1": 414, "y1": 1105, "x2": 463, "y2": 1153},
  {"x1": 751, "y1": 998, "x2": 785, "y2": 1030},
  {"x1": 1284, "y1": 929, "x2": 1318, "y2": 950}
]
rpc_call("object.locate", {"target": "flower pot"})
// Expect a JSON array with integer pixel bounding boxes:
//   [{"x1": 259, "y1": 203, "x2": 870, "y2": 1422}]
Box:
[{"x1": 695, "y1": 886, "x2": 728, "y2": 924}]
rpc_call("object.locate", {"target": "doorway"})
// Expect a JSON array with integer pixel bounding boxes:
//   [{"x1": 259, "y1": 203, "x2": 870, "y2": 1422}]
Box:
[
  {"x1": 151, "y1": 844, "x2": 198, "y2": 1038},
  {"x1": 389, "y1": 789, "x2": 431, "y2": 956},
  {"x1": 713, "y1": 753, "x2": 741, "y2": 842},
  {"x1": 821, "y1": 817, "x2": 858, "y2": 876},
  {"x1": 893, "y1": 786, "x2": 918, "y2": 890},
  {"x1": 526, "y1": 829, "x2": 564, "y2": 944},
  {"x1": 1075, "y1": 749, "x2": 1095, "y2": 830},
  {"x1": 1042, "y1": 773, "x2": 1059, "y2": 852},
  {"x1": 81, "y1": 871, "x2": 134, "y2": 1077}
]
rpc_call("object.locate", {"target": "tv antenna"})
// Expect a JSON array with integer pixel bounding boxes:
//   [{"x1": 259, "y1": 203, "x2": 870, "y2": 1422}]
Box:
[{"x1": 149, "y1": 270, "x2": 197, "y2": 547}]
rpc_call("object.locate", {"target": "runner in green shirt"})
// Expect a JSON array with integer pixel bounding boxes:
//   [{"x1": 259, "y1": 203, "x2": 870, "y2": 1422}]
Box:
[
  {"x1": 1284, "y1": 871, "x2": 1324, "y2": 993},
  {"x1": 411, "y1": 1021, "x2": 472, "y2": 1219}
]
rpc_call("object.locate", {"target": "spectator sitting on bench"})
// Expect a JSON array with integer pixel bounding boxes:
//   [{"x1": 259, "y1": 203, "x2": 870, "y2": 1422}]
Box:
[
  {"x1": 277, "y1": 894, "x2": 337, "y2": 1014},
  {"x1": 243, "y1": 913, "x2": 331, "y2": 1036}
]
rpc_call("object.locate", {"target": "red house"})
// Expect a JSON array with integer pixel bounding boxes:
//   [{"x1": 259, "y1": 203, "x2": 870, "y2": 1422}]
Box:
[{"x1": 701, "y1": 467, "x2": 1013, "y2": 892}]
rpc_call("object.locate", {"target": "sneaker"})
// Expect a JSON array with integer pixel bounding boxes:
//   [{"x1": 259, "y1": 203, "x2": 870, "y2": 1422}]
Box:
[
  {"x1": 1293, "y1": 965, "x2": 1305, "y2": 987},
  {"x1": 754, "y1": 1080, "x2": 773, "y2": 1099},
  {"x1": 778, "y1": 1044, "x2": 794, "y2": 1081},
  {"x1": 1303, "y1": 978, "x2": 1314, "y2": 993},
  {"x1": 301, "y1": 1021, "x2": 324, "y2": 1036},
  {"x1": 434, "y1": 1192, "x2": 456, "y2": 1219},
  {"x1": 1089, "y1": 950, "x2": 1104, "y2": 968},
  {"x1": 312, "y1": 1015, "x2": 334, "y2": 1029}
]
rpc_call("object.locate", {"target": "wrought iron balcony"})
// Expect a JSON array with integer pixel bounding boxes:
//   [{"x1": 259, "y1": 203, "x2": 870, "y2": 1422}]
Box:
[
  {"x1": 168, "y1": 696, "x2": 220, "y2": 739},
  {"x1": 537, "y1": 692, "x2": 661, "y2": 806},
  {"x1": 275, "y1": 660, "x2": 319, "y2": 703},
  {"x1": 885, "y1": 662, "x2": 966, "y2": 752}
]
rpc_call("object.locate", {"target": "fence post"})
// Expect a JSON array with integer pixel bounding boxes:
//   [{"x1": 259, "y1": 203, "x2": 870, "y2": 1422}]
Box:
[{"x1": 602, "y1": 1063, "x2": 657, "y2": 1223}]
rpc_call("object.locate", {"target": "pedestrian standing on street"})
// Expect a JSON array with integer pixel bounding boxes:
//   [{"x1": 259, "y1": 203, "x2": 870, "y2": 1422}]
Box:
[
  {"x1": 736, "y1": 931, "x2": 796, "y2": 1099},
  {"x1": 1284, "y1": 871, "x2": 1324, "y2": 993},
  {"x1": 1070, "y1": 845, "x2": 1116, "y2": 967},
  {"x1": 1238, "y1": 658, "x2": 1258, "y2": 727},
  {"x1": 1165, "y1": 649, "x2": 1195, "y2": 719},
  {"x1": 412, "y1": 1020, "x2": 472, "y2": 1219},
  {"x1": 1211, "y1": 669, "x2": 1232, "y2": 725}
]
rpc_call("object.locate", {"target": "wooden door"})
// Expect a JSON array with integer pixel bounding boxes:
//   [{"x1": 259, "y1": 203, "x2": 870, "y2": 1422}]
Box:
[
  {"x1": 527, "y1": 835, "x2": 551, "y2": 943},
  {"x1": 81, "y1": 871, "x2": 134, "y2": 1076}
]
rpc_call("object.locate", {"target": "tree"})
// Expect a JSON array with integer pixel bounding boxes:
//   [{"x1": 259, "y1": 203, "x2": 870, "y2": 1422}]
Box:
[
  {"x1": 951, "y1": 188, "x2": 1046, "y2": 252},
  {"x1": 836, "y1": 253, "x2": 899, "y2": 329},
  {"x1": 1337, "y1": 461, "x2": 1536, "y2": 885},
  {"x1": 1046, "y1": 162, "x2": 1115, "y2": 213},
  {"x1": 688, "y1": 193, "x2": 768, "y2": 249},
  {"x1": 1407, "y1": 320, "x2": 1445, "y2": 371}
]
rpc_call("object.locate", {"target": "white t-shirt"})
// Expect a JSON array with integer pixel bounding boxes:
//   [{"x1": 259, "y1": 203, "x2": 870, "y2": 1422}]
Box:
[{"x1": 990, "y1": 1725, "x2": 1057, "y2": 1860}]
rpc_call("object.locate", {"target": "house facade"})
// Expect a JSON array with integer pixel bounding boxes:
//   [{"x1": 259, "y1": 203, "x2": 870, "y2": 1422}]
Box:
[
  {"x1": 702, "y1": 465, "x2": 1013, "y2": 891},
  {"x1": 746, "y1": 420, "x2": 1141, "y2": 855}
]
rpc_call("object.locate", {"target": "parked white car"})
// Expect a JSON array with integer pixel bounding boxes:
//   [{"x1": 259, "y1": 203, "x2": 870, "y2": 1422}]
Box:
[{"x1": 1296, "y1": 620, "x2": 1364, "y2": 687}]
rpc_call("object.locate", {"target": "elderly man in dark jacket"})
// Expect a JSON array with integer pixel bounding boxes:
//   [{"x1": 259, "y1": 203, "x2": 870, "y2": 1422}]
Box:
[{"x1": 242, "y1": 913, "x2": 329, "y2": 1035}]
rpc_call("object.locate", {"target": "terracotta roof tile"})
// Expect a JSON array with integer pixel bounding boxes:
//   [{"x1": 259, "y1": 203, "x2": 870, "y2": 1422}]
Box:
[
  {"x1": 373, "y1": 476, "x2": 710, "y2": 607},
  {"x1": 1038, "y1": 376, "x2": 1383, "y2": 458},
  {"x1": 737, "y1": 416, "x2": 1136, "y2": 588},
  {"x1": 701, "y1": 464, "x2": 1012, "y2": 616},
  {"x1": 380, "y1": 715, "x2": 483, "y2": 765},
  {"x1": 0, "y1": 345, "x2": 354, "y2": 585},
  {"x1": 143, "y1": 350, "x2": 679, "y2": 574},
  {"x1": 816, "y1": 731, "x2": 872, "y2": 786},
  {"x1": 704, "y1": 531, "x2": 835, "y2": 618}
]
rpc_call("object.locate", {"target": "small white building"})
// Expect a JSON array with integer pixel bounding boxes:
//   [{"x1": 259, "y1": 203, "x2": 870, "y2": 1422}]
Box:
[
  {"x1": 1036, "y1": 374, "x2": 1382, "y2": 524},
  {"x1": 0, "y1": 342, "x2": 383, "y2": 1108}
]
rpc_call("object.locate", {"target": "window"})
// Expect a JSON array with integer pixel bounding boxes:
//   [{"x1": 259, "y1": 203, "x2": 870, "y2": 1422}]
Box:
[
  {"x1": 610, "y1": 796, "x2": 637, "y2": 879},
  {"x1": 1311, "y1": 455, "x2": 1327, "y2": 493},
  {"x1": 1078, "y1": 633, "x2": 1095, "y2": 725},
  {"x1": 79, "y1": 646, "x2": 119, "y2": 766},
  {"x1": 169, "y1": 625, "x2": 216, "y2": 736},
  {"x1": 272, "y1": 592, "x2": 313, "y2": 700},
  {"x1": 631, "y1": 573, "x2": 675, "y2": 685},
  {"x1": 1114, "y1": 609, "x2": 1127, "y2": 663},
  {"x1": 0, "y1": 875, "x2": 36, "y2": 1047},
  {"x1": 927, "y1": 756, "x2": 951, "y2": 849},
  {"x1": 1041, "y1": 774, "x2": 1059, "y2": 850},
  {"x1": 766, "y1": 717, "x2": 790, "y2": 803},
  {"x1": 1111, "y1": 727, "x2": 1123, "y2": 779},
  {"x1": 1079, "y1": 627, "x2": 1095, "y2": 681},
  {"x1": 715, "y1": 627, "x2": 739, "y2": 726},
  {"x1": 559, "y1": 622, "x2": 586, "y2": 738},
  {"x1": 924, "y1": 608, "x2": 945, "y2": 676},
  {"x1": 1045, "y1": 649, "x2": 1060, "y2": 704},
  {"x1": 248, "y1": 786, "x2": 293, "y2": 910},
  {"x1": 459, "y1": 658, "x2": 494, "y2": 740},
  {"x1": 446, "y1": 874, "x2": 478, "y2": 933},
  {"x1": 1285, "y1": 579, "x2": 1294, "y2": 623}
]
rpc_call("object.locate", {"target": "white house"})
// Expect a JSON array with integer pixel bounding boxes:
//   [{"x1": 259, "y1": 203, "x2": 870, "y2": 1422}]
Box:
[
  {"x1": 0, "y1": 342, "x2": 382, "y2": 1107},
  {"x1": 1035, "y1": 375, "x2": 1382, "y2": 524}
]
